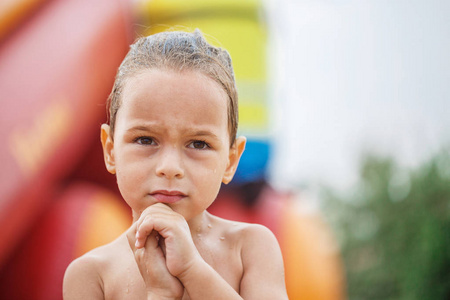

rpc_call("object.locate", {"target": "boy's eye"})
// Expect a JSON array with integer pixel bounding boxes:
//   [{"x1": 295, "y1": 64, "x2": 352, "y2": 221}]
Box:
[
  {"x1": 135, "y1": 137, "x2": 155, "y2": 145},
  {"x1": 189, "y1": 140, "x2": 210, "y2": 150}
]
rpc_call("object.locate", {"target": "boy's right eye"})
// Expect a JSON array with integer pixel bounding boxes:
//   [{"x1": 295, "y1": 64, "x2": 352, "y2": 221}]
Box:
[{"x1": 134, "y1": 137, "x2": 155, "y2": 145}]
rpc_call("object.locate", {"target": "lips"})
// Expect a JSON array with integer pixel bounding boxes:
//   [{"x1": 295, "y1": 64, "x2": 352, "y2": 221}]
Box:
[{"x1": 150, "y1": 190, "x2": 186, "y2": 204}]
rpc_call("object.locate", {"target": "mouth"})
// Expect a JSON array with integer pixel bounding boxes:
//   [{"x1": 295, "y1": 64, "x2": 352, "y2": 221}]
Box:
[{"x1": 150, "y1": 190, "x2": 186, "y2": 204}]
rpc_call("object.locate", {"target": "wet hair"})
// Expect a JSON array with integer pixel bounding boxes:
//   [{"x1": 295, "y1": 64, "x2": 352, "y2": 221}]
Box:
[{"x1": 107, "y1": 29, "x2": 238, "y2": 146}]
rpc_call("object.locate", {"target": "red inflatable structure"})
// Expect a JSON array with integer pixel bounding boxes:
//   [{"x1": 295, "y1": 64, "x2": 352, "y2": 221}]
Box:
[{"x1": 0, "y1": 0, "x2": 132, "y2": 298}]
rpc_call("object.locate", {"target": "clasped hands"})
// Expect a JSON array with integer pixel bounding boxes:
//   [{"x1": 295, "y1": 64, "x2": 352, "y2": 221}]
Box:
[{"x1": 126, "y1": 203, "x2": 201, "y2": 299}]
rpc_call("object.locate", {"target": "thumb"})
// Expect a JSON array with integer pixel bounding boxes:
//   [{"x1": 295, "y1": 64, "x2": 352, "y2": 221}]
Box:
[{"x1": 126, "y1": 222, "x2": 139, "y2": 253}]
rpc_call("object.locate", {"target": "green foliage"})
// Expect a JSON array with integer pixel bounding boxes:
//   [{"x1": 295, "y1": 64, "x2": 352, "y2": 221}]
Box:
[{"x1": 321, "y1": 148, "x2": 450, "y2": 300}]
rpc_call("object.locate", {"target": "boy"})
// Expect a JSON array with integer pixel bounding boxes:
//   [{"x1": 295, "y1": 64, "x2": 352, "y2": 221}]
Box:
[{"x1": 63, "y1": 29, "x2": 288, "y2": 299}]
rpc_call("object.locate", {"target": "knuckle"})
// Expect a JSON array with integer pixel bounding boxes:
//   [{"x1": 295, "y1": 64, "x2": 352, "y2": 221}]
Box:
[{"x1": 143, "y1": 214, "x2": 152, "y2": 223}]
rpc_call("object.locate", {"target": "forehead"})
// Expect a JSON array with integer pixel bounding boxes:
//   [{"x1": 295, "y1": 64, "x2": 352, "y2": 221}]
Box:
[{"x1": 117, "y1": 69, "x2": 229, "y2": 131}]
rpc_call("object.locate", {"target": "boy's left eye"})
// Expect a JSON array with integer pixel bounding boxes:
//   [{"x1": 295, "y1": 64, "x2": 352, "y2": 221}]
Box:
[{"x1": 188, "y1": 140, "x2": 210, "y2": 150}]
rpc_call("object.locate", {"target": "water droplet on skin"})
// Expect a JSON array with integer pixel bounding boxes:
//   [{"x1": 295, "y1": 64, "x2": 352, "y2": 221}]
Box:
[
  {"x1": 126, "y1": 288, "x2": 129, "y2": 294},
  {"x1": 220, "y1": 236, "x2": 225, "y2": 241},
  {"x1": 207, "y1": 224, "x2": 212, "y2": 229},
  {"x1": 197, "y1": 233, "x2": 202, "y2": 238},
  {"x1": 213, "y1": 169, "x2": 217, "y2": 174}
]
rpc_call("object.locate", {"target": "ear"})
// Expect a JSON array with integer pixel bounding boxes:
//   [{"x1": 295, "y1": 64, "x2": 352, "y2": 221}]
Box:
[
  {"x1": 222, "y1": 136, "x2": 246, "y2": 184},
  {"x1": 100, "y1": 124, "x2": 116, "y2": 175}
]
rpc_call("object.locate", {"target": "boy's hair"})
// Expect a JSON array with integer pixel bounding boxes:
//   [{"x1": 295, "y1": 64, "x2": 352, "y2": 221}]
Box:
[{"x1": 107, "y1": 29, "x2": 238, "y2": 146}]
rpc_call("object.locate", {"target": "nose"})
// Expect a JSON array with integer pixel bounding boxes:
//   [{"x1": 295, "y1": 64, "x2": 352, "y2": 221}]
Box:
[{"x1": 155, "y1": 146, "x2": 185, "y2": 179}]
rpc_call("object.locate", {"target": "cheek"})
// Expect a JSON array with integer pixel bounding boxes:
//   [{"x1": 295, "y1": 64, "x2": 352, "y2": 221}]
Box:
[
  {"x1": 115, "y1": 170, "x2": 134, "y2": 198},
  {"x1": 193, "y1": 161, "x2": 227, "y2": 194},
  {"x1": 191, "y1": 154, "x2": 227, "y2": 178},
  {"x1": 115, "y1": 160, "x2": 148, "y2": 196}
]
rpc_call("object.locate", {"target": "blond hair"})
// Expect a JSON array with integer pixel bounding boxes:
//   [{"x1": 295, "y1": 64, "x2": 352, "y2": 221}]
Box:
[{"x1": 107, "y1": 29, "x2": 238, "y2": 146}]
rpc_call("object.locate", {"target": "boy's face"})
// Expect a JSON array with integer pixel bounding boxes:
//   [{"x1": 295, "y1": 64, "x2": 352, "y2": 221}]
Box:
[{"x1": 101, "y1": 69, "x2": 245, "y2": 222}]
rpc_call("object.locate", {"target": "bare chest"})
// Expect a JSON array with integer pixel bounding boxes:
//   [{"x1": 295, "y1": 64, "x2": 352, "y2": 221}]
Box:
[{"x1": 102, "y1": 238, "x2": 243, "y2": 300}]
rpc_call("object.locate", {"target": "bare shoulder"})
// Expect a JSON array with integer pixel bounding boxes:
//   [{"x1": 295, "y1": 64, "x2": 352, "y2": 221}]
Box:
[
  {"x1": 236, "y1": 222, "x2": 278, "y2": 246},
  {"x1": 228, "y1": 221, "x2": 281, "y2": 267},
  {"x1": 209, "y1": 214, "x2": 279, "y2": 250},
  {"x1": 209, "y1": 215, "x2": 288, "y2": 299},
  {"x1": 63, "y1": 234, "x2": 128, "y2": 299},
  {"x1": 63, "y1": 249, "x2": 106, "y2": 299}
]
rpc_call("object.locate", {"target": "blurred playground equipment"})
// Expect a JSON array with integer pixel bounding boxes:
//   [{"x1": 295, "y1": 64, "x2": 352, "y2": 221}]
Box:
[
  {"x1": 0, "y1": 0, "x2": 132, "y2": 298},
  {"x1": 0, "y1": 0, "x2": 345, "y2": 299}
]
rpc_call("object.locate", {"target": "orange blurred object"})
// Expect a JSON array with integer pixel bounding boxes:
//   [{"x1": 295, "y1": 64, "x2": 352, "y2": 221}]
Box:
[
  {"x1": 210, "y1": 184, "x2": 346, "y2": 300},
  {"x1": 0, "y1": 0, "x2": 49, "y2": 41},
  {"x1": 280, "y1": 199, "x2": 346, "y2": 299}
]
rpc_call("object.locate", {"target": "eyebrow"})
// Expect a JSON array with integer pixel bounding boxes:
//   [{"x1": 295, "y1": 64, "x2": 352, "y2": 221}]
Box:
[
  {"x1": 190, "y1": 130, "x2": 219, "y2": 139},
  {"x1": 125, "y1": 125, "x2": 220, "y2": 140},
  {"x1": 125, "y1": 125, "x2": 153, "y2": 132}
]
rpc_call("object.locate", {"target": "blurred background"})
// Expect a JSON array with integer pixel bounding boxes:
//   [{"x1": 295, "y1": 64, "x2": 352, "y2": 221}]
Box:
[{"x1": 0, "y1": 0, "x2": 449, "y2": 299}]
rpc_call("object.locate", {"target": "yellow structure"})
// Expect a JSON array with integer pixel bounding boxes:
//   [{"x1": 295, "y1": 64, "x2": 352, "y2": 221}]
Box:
[{"x1": 136, "y1": 0, "x2": 269, "y2": 137}]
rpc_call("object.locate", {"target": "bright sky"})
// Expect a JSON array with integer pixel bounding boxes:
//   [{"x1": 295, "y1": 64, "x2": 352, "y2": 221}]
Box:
[{"x1": 264, "y1": 0, "x2": 450, "y2": 190}]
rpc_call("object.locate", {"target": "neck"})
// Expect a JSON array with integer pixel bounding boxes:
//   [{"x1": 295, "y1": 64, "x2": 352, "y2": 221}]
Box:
[{"x1": 187, "y1": 211, "x2": 212, "y2": 238}]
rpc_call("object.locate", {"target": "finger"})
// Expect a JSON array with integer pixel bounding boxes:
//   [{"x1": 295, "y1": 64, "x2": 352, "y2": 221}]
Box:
[
  {"x1": 133, "y1": 231, "x2": 168, "y2": 283},
  {"x1": 135, "y1": 213, "x2": 172, "y2": 249},
  {"x1": 135, "y1": 214, "x2": 156, "y2": 249},
  {"x1": 134, "y1": 232, "x2": 157, "y2": 263},
  {"x1": 134, "y1": 204, "x2": 172, "y2": 248},
  {"x1": 126, "y1": 221, "x2": 139, "y2": 252},
  {"x1": 126, "y1": 221, "x2": 157, "y2": 251},
  {"x1": 133, "y1": 230, "x2": 161, "y2": 258},
  {"x1": 134, "y1": 203, "x2": 188, "y2": 249}
]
